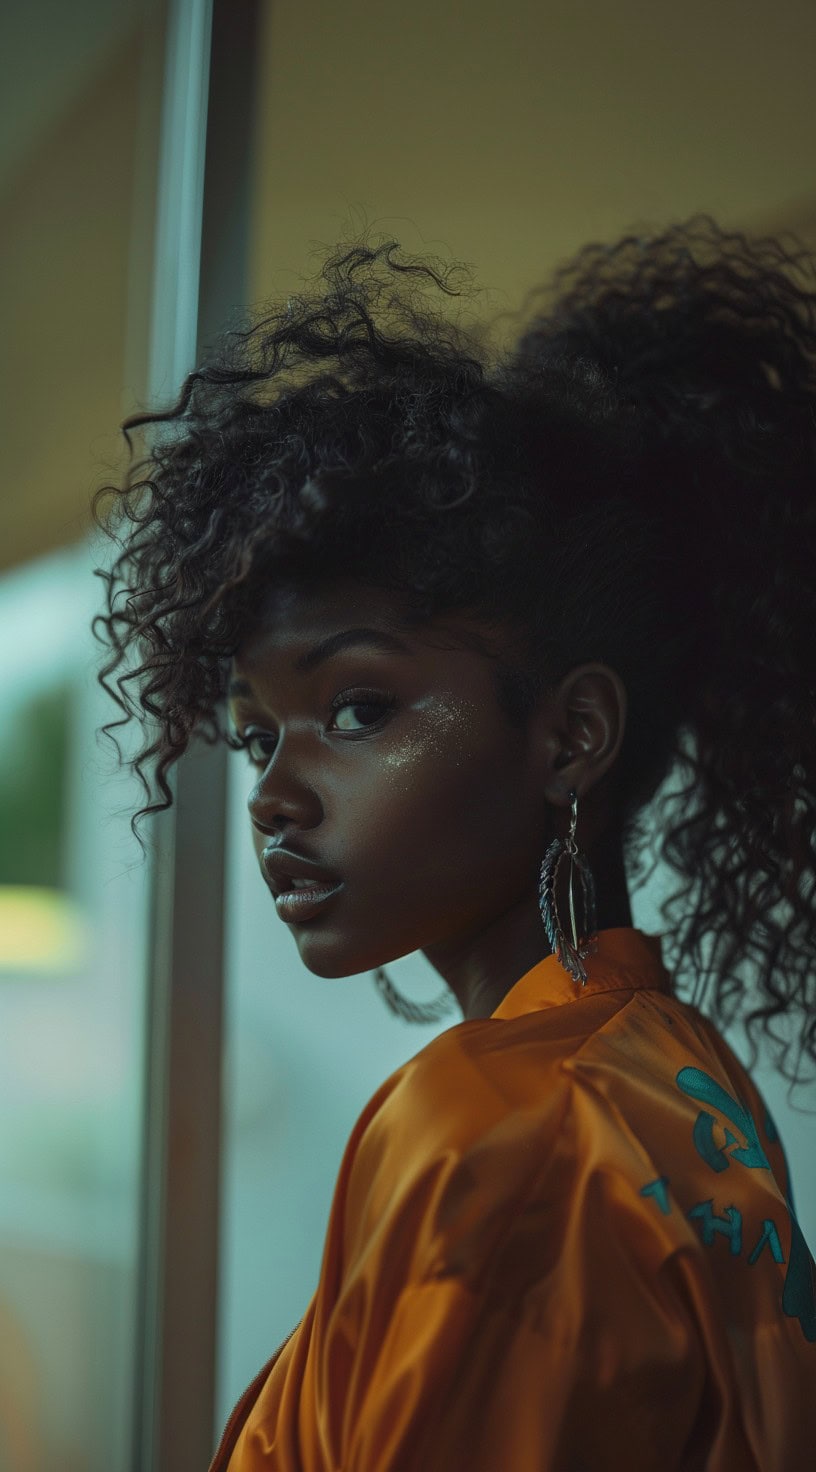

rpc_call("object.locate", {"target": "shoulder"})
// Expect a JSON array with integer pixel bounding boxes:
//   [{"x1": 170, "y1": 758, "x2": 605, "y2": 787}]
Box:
[
  {"x1": 345, "y1": 1007, "x2": 588, "y2": 1198},
  {"x1": 348, "y1": 984, "x2": 706, "y2": 1188},
  {"x1": 340, "y1": 994, "x2": 693, "y2": 1284}
]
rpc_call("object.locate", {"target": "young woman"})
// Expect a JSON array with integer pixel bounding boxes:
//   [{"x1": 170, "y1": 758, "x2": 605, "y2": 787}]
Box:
[{"x1": 92, "y1": 215, "x2": 816, "y2": 1470}]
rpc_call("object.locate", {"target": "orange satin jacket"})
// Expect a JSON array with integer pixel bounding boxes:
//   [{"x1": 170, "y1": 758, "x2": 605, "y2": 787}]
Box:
[{"x1": 209, "y1": 927, "x2": 816, "y2": 1471}]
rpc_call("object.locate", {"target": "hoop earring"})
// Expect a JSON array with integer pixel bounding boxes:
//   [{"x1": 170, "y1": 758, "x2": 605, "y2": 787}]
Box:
[
  {"x1": 371, "y1": 787, "x2": 599, "y2": 1022},
  {"x1": 538, "y1": 786, "x2": 599, "y2": 985},
  {"x1": 371, "y1": 964, "x2": 459, "y2": 1024}
]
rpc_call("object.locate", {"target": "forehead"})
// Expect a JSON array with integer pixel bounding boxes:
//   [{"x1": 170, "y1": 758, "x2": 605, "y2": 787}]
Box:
[
  {"x1": 227, "y1": 577, "x2": 512, "y2": 692},
  {"x1": 231, "y1": 578, "x2": 414, "y2": 667}
]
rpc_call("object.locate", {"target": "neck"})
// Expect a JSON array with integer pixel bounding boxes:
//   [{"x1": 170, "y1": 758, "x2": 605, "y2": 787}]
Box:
[
  {"x1": 588, "y1": 825, "x2": 633, "y2": 932},
  {"x1": 423, "y1": 825, "x2": 633, "y2": 1021}
]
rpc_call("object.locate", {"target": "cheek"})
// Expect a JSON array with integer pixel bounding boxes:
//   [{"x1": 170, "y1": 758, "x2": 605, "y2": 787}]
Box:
[
  {"x1": 359, "y1": 700, "x2": 534, "y2": 929},
  {"x1": 375, "y1": 696, "x2": 519, "y2": 838},
  {"x1": 378, "y1": 696, "x2": 478, "y2": 791}
]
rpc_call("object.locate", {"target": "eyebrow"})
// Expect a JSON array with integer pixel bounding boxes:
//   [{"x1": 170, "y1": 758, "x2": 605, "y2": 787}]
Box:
[{"x1": 228, "y1": 627, "x2": 412, "y2": 700}]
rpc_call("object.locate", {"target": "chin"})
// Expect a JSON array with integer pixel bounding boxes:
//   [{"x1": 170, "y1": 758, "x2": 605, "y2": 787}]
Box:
[{"x1": 294, "y1": 931, "x2": 416, "y2": 981}]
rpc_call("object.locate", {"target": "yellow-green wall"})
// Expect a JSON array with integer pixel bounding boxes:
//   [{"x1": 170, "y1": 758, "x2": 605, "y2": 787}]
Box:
[
  {"x1": 0, "y1": 10, "x2": 162, "y2": 576},
  {"x1": 5, "y1": 0, "x2": 816, "y2": 574},
  {"x1": 247, "y1": 0, "x2": 816, "y2": 340}
]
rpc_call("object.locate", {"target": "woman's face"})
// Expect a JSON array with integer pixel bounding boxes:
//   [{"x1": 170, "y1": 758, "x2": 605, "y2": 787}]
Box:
[{"x1": 227, "y1": 577, "x2": 616, "y2": 1019}]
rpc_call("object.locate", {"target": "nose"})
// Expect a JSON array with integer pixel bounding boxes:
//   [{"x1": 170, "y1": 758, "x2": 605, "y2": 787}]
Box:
[
  {"x1": 248, "y1": 791, "x2": 322, "y2": 858},
  {"x1": 245, "y1": 732, "x2": 325, "y2": 842},
  {"x1": 249, "y1": 811, "x2": 293, "y2": 847}
]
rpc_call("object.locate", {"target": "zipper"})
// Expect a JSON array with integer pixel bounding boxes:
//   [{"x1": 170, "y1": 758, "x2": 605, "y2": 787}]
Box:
[{"x1": 207, "y1": 1318, "x2": 303, "y2": 1472}]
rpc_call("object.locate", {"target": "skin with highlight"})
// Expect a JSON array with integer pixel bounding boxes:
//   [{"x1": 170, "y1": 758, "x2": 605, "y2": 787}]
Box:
[{"x1": 228, "y1": 576, "x2": 633, "y2": 1020}]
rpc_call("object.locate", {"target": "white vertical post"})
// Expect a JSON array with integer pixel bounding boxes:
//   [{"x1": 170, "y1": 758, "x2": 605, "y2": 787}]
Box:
[{"x1": 132, "y1": 3, "x2": 218, "y2": 1470}]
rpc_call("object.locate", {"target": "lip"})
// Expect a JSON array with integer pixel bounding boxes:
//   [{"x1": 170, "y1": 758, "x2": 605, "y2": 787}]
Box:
[
  {"x1": 261, "y1": 844, "x2": 341, "y2": 896},
  {"x1": 274, "y1": 880, "x2": 344, "y2": 923}
]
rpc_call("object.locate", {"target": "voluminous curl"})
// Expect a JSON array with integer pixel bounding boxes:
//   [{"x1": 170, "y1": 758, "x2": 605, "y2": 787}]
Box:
[{"x1": 91, "y1": 215, "x2": 816, "y2": 1098}]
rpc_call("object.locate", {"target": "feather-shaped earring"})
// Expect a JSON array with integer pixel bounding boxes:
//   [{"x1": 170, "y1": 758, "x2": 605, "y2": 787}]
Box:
[{"x1": 538, "y1": 787, "x2": 599, "y2": 985}]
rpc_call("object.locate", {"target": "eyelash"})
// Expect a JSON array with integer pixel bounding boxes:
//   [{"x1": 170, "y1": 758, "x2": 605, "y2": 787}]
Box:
[{"x1": 225, "y1": 687, "x2": 398, "y2": 766}]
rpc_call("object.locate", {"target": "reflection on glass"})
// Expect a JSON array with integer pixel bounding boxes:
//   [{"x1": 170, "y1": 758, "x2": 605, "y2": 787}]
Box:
[
  {"x1": 0, "y1": 546, "x2": 153, "y2": 1472},
  {"x1": 0, "y1": 0, "x2": 165, "y2": 1465}
]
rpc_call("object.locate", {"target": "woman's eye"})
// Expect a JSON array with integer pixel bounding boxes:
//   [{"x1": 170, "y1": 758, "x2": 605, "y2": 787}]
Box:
[
  {"x1": 238, "y1": 732, "x2": 275, "y2": 765},
  {"x1": 331, "y1": 696, "x2": 392, "y2": 733},
  {"x1": 229, "y1": 693, "x2": 395, "y2": 766}
]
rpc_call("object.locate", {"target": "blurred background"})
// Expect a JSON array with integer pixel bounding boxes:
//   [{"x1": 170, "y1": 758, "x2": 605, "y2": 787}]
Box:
[{"x1": 1, "y1": 1, "x2": 815, "y2": 1468}]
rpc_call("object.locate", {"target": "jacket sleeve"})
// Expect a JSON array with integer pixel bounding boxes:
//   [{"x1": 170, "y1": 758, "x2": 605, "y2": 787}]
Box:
[{"x1": 324, "y1": 1121, "x2": 712, "y2": 1472}]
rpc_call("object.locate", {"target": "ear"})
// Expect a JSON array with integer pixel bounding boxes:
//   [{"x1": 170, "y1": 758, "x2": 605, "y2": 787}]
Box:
[{"x1": 535, "y1": 663, "x2": 628, "y2": 813}]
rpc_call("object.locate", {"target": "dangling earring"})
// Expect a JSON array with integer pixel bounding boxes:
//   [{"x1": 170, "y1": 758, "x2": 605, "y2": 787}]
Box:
[
  {"x1": 371, "y1": 963, "x2": 458, "y2": 1024},
  {"x1": 538, "y1": 786, "x2": 599, "y2": 985},
  {"x1": 371, "y1": 785, "x2": 599, "y2": 1022}
]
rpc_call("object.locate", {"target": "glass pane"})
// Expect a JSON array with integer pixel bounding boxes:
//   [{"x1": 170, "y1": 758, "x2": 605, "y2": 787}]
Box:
[
  {"x1": 0, "y1": 550, "x2": 155, "y2": 1472},
  {"x1": 0, "y1": 0, "x2": 166, "y2": 1465}
]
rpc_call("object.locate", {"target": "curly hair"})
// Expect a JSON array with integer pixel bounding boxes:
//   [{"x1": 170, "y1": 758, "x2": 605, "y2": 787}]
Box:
[{"x1": 90, "y1": 215, "x2": 816, "y2": 1098}]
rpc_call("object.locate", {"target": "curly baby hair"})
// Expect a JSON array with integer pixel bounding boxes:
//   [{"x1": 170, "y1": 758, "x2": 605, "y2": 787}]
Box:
[{"x1": 90, "y1": 214, "x2": 816, "y2": 1096}]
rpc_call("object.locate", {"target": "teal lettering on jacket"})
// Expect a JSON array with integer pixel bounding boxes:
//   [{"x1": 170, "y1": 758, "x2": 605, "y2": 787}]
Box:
[
  {"x1": 748, "y1": 1219, "x2": 785, "y2": 1267},
  {"x1": 676, "y1": 1067, "x2": 770, "y2": 1171},
  {"x1": 640, "y1": 1175, "x2": 671, "y2": 1215},
  {"x1": 670, "y1": 1067, "x2": 816, "y2": 1345},
  {"x1": 762, "y1": 1100, "x2": 816, "y2": 1344},
  {"x1": 688, "y1": 1199, "x2": 743, "y2": 1255}
]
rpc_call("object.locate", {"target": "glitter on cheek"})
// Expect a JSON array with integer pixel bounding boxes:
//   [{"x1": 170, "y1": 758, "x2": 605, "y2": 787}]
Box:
[{"x1": 380, "y1": 695, "x2": 480, "y2": 790}]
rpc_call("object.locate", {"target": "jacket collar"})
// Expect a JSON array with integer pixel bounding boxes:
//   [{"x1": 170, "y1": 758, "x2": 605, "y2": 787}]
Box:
[{"x1": 490, "y1": 926, "x2": 673, "y2": 1020}]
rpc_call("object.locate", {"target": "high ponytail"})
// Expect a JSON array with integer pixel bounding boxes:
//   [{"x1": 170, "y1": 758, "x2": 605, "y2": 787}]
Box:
[
  {"x1": 504, "y1": 215, "x2": 816, "y2": 1093},
  {"x1": 91, "y1": 216, "x2": 816, "y2": 1097}
]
